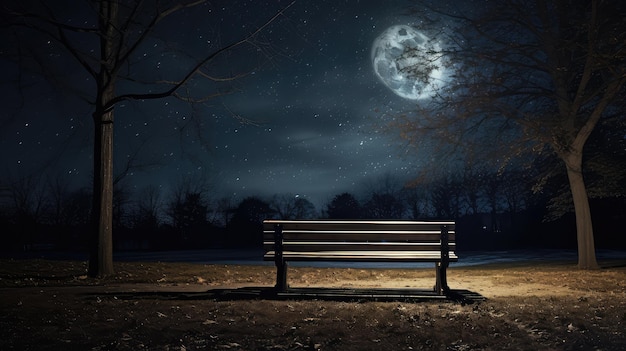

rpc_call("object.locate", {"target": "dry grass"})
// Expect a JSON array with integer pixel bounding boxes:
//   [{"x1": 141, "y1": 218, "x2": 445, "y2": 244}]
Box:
[{"x1": 1, "y1": 258, "x2": 625, "y2": 350}]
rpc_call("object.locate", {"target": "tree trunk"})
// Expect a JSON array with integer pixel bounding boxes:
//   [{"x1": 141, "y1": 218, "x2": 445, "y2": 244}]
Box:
[
  {"x1": 87, "y1": 0, "x2": 118, "y2": 278},
  {"x1": 564, "y1": 151, "x2": 599, "y2": 270},
  {"x1": 88, "y1": 105, "x2": 115, "y2": 277}
]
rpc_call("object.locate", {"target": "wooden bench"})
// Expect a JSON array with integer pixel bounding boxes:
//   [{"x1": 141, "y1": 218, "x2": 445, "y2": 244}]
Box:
[{"x1": 263, "y1": 219, "x2": 457, "y2": 295}]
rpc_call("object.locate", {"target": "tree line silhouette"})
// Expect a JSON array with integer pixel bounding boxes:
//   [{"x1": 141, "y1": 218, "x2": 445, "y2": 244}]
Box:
[{"x1": 2, "y1": 168, "x2": 624, "y2": 253}]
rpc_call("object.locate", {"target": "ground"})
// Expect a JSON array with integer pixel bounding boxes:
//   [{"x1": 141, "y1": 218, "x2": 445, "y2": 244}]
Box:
[{"x1": 1, "y1": 258, "x2": 625, "y2": 350}]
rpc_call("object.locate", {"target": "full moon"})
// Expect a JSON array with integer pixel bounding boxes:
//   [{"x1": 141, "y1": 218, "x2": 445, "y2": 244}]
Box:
[{"x1": 372, "y1": 25, "x2": 446, "y2": 100}]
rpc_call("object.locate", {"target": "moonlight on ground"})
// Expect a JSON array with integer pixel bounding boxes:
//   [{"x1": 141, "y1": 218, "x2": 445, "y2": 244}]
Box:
[{"x1": 372, "y1": 25, "x2": 446, "y2": 100}]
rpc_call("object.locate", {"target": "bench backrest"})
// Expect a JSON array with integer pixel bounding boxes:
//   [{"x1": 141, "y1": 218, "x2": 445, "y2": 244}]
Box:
[{"x1": 263, "y1": 219, "x2": 456, "y2": 260}]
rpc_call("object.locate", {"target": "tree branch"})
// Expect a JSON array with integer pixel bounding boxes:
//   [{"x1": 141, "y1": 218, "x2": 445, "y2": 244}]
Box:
[{"x1": 105, "y1": 1, "x2": 296, "y2": 109}]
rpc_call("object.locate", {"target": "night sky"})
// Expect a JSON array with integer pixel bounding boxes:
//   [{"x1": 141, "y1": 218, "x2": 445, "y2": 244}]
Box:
[{"x1": 1, "y1": 0, "x2": 454, "y2": 209}]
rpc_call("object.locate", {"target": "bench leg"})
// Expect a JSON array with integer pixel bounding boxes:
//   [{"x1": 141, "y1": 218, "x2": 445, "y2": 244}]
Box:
[
  {"x1": 276, "y1": 261, "x2": 288, "y2": 291},
  {"x1": 434, "y1": 262, "x2": 450, "y2": 295}
]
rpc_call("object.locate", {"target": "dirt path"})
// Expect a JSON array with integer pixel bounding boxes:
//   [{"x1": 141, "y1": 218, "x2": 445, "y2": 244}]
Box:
[{"x1": 2, "y1": 260, "x2": 626, "y2": 351}]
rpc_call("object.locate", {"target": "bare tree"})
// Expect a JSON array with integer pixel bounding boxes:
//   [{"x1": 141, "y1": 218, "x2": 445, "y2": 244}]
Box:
[
  {"x1": 358, "y1": 173, "x2": 407, "y2": 219},
  {"x1": 429, "y1": 176, "x2": 462, "y2": 219},
  {"x1": 46, "y1": 174, "x2": 73, "y2": 229},
  {"x1": 291, "y1": 197, "x2": 317, "y2": 219},
  {"x1": 46, "y1": 177, "x2": 92, "y2": 248},
  {"x1": 325, "y1": 193, "x2": 361, "y2": 219},
  {"x1": 269, "y1": 193, "x2": 317, "y2": 219},
  {"x1": 401, "y1": 185, "x2": 430, "y2": 219},
  {"x1": 134, "y1": 185, "x2": 163, "y2": 229},
  {"x1": 363, "y1": 192, "x2": 405, "y2": 219},
  {"x1": 167, "y1": 191, "x2": 208, "y2": 244},
  {"x1": 213, "y1": 196, "x2": 235, "y2": 227},
  {"x1": 5, "y1": 173, "x2": 48, "y2": 250},
  {"x1": 2, "y1": 0, "x2": 296, "y2": 276},
  {"x1": 166, "y1": 174, "x2": 212, "y2": 242},
  {"x1": 393, "y1": 0, "x2": 626, "y2": 269}
]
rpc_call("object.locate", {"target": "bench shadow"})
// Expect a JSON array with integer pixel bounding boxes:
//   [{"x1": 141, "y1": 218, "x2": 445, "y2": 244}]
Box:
[{"x1": 87, "y1": 286, "x2": 485, "y2": 304}]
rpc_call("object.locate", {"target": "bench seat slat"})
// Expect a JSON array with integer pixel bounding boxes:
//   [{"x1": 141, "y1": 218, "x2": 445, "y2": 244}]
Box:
[
  {"x1": 264, "y1": 230, "x2": 454, "y2": 234},
  {"x1": 264, "y1": 250, "x2": 458, "y2": 262},
  {"x1": 263, "y1": 220, "x2": 454, "y2": 231},
  {"x1": 264, "y1": 241, "x2": 454, "y2": 246},
  {"x1": 264, "y1": 242, "x2": 456, "y2": 252},
  {"x1": 263, "y1": 233, "x2": 455, "y2": 242},
  {"x1": 263, "y1": 228, "x2": 454, "y2": 234}
]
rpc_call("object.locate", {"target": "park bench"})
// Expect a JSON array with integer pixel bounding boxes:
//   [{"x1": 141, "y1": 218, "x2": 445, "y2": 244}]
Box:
[{"x1": 263, "y1": 219, "x2": 457, "y2": 295}]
